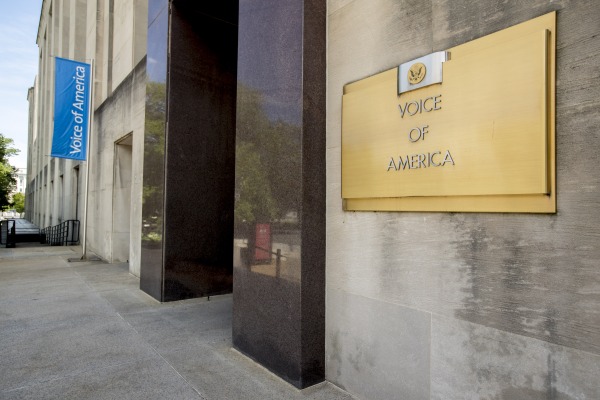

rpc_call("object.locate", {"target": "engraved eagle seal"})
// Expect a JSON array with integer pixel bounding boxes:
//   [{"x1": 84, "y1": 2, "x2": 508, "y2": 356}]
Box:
[{"x1": 407, "y1": 62, "x2": 426, "y2": 85}]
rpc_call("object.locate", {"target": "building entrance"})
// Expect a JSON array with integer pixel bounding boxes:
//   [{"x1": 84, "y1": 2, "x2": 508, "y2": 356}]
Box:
[
  {"x1": 112, "y1": 134, "x2": 133, "y2": 263},
  {"x1": 140, "y1": 0, "x2": 238, "y2": 301}
]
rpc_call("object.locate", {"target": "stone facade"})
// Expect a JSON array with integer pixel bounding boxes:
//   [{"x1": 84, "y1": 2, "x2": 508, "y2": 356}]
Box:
[
  {"x1": 27, "y1": 0, "x2": 147, "y2": 271},
  {"x1": 26, "y1": 0, "x2": 600, "y2": 398},
  {"x1": 326, "y1": 1, "x2": 600, "y2": 399}
]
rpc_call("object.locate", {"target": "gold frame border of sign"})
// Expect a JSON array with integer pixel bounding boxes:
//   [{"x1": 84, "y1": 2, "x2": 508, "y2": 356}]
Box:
[{"x1": 342, "y1": 12, "x2": 556, "y2": 213}]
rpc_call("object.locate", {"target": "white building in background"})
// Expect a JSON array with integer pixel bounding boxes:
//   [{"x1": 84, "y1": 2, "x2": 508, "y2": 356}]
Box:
[{"x1": 14, "y1": 168, "x2": 26, "y2": 194}]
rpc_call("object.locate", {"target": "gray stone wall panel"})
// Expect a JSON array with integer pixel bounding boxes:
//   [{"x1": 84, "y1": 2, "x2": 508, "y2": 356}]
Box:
[
  {"x1": 431, "y1": 315, "x2": 600, "y2": 400},
  {"x1": 327, "y1": 0, "x2": 600, "y2": 398}
]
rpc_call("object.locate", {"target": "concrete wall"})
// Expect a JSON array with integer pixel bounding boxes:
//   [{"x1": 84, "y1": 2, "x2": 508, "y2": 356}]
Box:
[
  {"x1": 112, "y1": 0, "x2": 148, "y2": 93},
  {"x1": 87, "y1": 0, "x2": 148, "y2": 105},
  {"x1": 82, "y1": 0, "x2": 146, "y2": 272},
  {"x1": 326, "y1": 1, "x2": 600, "y2": 399},
  {"x1": 29, "y1": 0, "x2": 87, "y2": 229},
  {"x1": 29, "y1": 0, "x2": 146, "y2": 275},
  {"x1": 88, "y1": 61, "x2": 145, "y2": 273}
]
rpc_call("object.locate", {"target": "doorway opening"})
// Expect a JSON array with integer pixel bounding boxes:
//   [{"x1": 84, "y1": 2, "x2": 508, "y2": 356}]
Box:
[{"x1": 112, "y1": 133, "x2": 133, "y2": 263}]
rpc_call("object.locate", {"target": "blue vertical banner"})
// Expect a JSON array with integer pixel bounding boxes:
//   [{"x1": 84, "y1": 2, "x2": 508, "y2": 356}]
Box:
[{"x1": 51, "y1": 57, "x2": 91, "y2": 160}]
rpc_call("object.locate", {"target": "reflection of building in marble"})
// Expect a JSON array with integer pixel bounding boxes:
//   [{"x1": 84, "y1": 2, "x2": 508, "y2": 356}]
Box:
[{"x1": 26, "y1": 1, "x2": 600, "y2": 399}]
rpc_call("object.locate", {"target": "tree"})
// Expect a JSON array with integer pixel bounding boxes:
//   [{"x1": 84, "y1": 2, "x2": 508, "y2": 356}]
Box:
[
  {"x1": 141, "y1": 82, "x2": 166, "y2": 246},
  {"x1": 234, "y1": 84, "x2": 302, "y2": 226},
  {"x1": 11, "y1": 192, "x2": 25, "y2": 213},
  {"x1": 0, "y1": 134, "x2": 19, "y2": 208}
]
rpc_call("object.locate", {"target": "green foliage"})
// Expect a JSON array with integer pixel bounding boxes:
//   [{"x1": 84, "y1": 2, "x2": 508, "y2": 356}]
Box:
[
  {"x1": 0, "y1": 134, "x2": 19, "y2": 208},
  {"x1": 141, "y1": 82, "x2": 166, "y2": 246},
  {"x1": 11, "y1": 192, "x2": 25, "y2": 213},
  {"x1": 235, "y1": 85, "x2": 301, "y2": 225},
  {"x1": 141, "y1": 81, "x2": 303, "y2": 239},
  {"x1": 235, "y1": 142, "x2": 278, "y2": 223},
  {"x1": 143, "y1": 82, "x2": 167, "y2": 198}
]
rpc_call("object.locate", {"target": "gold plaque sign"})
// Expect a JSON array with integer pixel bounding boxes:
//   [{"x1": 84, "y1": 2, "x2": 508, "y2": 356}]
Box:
[{"x1": 341, "y1": 12, "x2": 556, "y2": 213}]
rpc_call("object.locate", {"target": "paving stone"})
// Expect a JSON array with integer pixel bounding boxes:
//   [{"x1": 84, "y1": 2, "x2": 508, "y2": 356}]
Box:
[{"x1": 0, "y1": 245, "x2": 355, "y2": 399}]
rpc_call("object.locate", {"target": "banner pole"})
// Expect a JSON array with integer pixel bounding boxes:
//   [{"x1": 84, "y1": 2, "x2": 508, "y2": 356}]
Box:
[{"x1": 81, "y1": 59, "x2": 94, "y2": 260}]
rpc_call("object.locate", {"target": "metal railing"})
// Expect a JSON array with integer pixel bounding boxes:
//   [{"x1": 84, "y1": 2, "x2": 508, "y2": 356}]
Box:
[
  {"x1": 0, "y1": 219, "x2": 16, "y2": 248},
  {"x1": 41, "y1": 220, "x2": 80, "y2": 246}
]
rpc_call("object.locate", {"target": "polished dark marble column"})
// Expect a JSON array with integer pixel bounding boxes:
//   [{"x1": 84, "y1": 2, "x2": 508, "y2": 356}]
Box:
[
  {"x1": 140, "y1": 0, "x2": 168, "y2": 300},
  {"x1": 141, "y1": 0, "x2": 238, "y2": 301},
  {"x1": 233, "y1": 0, "x2": 326, "y2": 388}
]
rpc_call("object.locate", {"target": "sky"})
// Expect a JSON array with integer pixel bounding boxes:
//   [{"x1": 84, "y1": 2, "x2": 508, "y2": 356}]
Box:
[{"x1": 0, "y1": 0, "x2": 43, "y2": 169}]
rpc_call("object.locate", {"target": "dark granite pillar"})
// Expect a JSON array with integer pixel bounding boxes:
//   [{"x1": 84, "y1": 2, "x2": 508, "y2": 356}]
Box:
[
  {"x1": 233, "y1": 0, "x2": 326, "y2": 388},
  {"x1": 141, "y1": 0, "x2": 238, "y2": 301}
]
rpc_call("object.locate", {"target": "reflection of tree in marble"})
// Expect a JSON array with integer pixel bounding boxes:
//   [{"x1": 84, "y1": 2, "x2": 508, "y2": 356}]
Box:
[
  {"x1": 142, "y1": 81, "x2": 166, "y2": 246},
  {"x1": 235, "y1": 84, "x2": 301, "y2": 227}
]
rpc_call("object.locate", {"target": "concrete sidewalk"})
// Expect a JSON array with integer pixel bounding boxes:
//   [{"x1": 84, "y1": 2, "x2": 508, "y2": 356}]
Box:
[
  {"x1": 6, "y1": 218, "x2": 40, "y2": 235},
  {"x1": 0, "y1": 245, "x2": 354, "y2": 400}
]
